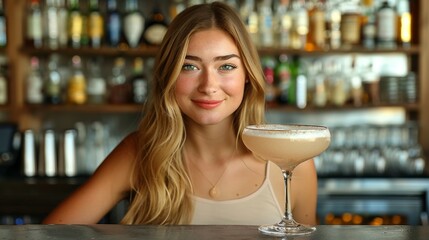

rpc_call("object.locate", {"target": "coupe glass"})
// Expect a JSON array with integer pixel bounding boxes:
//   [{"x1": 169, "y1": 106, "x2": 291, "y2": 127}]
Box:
[{"x1": 242, "y1": 124, "x2": 331, "y2": 237}]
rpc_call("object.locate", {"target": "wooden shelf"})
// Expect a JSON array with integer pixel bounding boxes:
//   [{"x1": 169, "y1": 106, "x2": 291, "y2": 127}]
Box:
[
  {"x1": 20, "y1": 45, "x2": 160, "y2": 57},
  {"x1": 17, "y1": 102, "x2": 420, "y2": 114},
  {"x1": 258, "y1": 46, "x2": 420, "y2": 56},
  {"x1": 19, "y1": 45, "x2": 421, "y2": 58},
  {"x1": 24, "y1": 103, "x2": 145, "y2": 113}
]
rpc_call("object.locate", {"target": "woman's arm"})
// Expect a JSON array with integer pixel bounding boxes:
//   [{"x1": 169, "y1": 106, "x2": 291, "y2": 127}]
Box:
[
  {"x1": 291, "y1": 159, "x2": 318, "y2": 225},
  {"x1": 42, "y1": 133, "x2": 138, "y2": 224}
]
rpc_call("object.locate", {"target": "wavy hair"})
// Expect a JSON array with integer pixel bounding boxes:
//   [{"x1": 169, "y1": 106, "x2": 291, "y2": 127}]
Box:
[{"x1": 121, "y1": 2, "x2": 266, "y2": 225}]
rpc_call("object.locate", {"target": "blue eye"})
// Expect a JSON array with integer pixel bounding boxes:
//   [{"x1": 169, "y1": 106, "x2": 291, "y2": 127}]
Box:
[
  {"x1": 182, "y1": 64, "x2": 198, "y2": 71},
  {"x1": 219, "y1": 64, "x2": 237, "y2": 71}
]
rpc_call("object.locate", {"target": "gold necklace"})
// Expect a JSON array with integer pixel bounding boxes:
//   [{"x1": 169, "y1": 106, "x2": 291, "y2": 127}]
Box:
[{"x1": 187, "y1": 150, "x2": 235, "y2": 199}]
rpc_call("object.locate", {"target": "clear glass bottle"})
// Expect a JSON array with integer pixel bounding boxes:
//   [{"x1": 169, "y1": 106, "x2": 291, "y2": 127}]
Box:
[
  {"x1": 68, "y1": 0, "x2": 83, "y2": 48},
  {"x1": 240, "y1": 0, "x2": 259, "y2": 46},
  {"x1": 258, "y1": 0, "x2": 274, "y2": 47},
  {"x1": 123, "y1": 0, "x2": 145, "y2": 48},
  {"x1": 105, "y1": 0, "x2": 121, "y2": 47},
  {"x1": 67, "y1": 55, "x2": 87, "y2": 104},
  {"x1": 86, "y1": 57, "x2": 106, "y2": 104},
  {"x1": 0, "y1": 0, "x2": 6, "y2": 48},
  {"x1": 26, "y1": 0, "x2": 44, "y2": 48},
  {"x1": 56, "y1": 0, "x2": 68, "y2": 48},
  {"x1": 273, "y1": 0, "x2": 292, "y2": 48},
  {"x1": 290, "y1": 0, "x2": 309, "y2": 49},
  {"x1": 143, "y1": 4, "x2": 169, "y2": 46},
  {"x1": 130, "y1": 57, "x2": 148, "y2": 103},
  {"x1": 88, "y1": 0, "x2": 103, "y2": 48},
  {"x1": 44, "y1": 54, "x2": 62, "y2": 104},
  {"x1": 26, "y1": 56, "x2": 44, "y2": 104},
  {"x1": 108, "y1": 57, "x2": 131, "y2": 104},
  {"x1": 324, "y1": 0, "x2": 341, "y2": 49},
  {"x1": 361, "y1": 0, "x2": 376, "y2": 49},
  {"x1": 43, "y1": 0, "x2": 59, "y2": 49},
  {"x1": 376, "y1": 0, "x2": 397, "y2": 48}
]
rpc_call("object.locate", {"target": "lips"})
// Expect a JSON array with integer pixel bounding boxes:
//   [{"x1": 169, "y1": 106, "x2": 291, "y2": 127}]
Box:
[{"x1": 192, "y1": 99, "x2": 223, "y2": 109}]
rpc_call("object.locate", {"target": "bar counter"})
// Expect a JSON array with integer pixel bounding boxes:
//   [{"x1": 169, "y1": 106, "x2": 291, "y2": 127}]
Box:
[{"x1": 1, "y1": 224, "x2": 428, "y2": 240}]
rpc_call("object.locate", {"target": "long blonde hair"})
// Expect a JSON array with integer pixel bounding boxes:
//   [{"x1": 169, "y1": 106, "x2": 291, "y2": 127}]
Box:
[{"x1": 121, "y1": 2, "x2": 266, "y2": 225}]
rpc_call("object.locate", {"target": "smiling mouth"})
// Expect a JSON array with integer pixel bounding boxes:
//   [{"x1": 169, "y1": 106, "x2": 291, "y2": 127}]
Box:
[{"x1": 192, "y1": 99, "x2": 223, "y2": 109}]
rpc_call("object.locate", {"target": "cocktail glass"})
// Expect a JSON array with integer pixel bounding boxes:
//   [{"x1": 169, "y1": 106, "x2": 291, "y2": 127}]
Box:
[{"x1": 242, "y1": 124, "x2": 331, "y2": 237}]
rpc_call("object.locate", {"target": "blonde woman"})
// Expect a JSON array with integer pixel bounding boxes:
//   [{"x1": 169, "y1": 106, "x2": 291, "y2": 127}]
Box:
[{"x1": 43, "y1": 2, "x2": 317, "y2": 225}]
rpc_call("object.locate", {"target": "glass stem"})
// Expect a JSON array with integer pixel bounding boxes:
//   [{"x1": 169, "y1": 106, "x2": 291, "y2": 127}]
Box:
[{"x1": 282, "y1": 169, "x2": 293, "y2": 221}]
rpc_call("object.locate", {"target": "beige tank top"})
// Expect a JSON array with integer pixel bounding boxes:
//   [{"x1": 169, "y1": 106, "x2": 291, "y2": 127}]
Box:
[{"x1": 190, "y1": 161, "x2": 284, "y2": 225}]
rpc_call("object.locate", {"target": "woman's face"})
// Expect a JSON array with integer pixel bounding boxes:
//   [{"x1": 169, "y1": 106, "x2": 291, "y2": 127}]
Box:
[{"x1": 175, "y1": 28, "x2": 246, "y2": 126}]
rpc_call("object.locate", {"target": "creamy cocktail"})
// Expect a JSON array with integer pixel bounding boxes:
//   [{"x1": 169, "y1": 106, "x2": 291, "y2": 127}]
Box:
[
  {"x1": 242, "y1": 124, "x2": 331, "y2": 170},
  {"x1": 242, "y1": 124, "x2": 331, "y2": 237}
]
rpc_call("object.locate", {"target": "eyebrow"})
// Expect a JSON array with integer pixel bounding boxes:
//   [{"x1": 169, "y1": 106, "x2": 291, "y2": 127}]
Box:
[{"x1": 185, "y1": 54, "x2": 241, "y2": 62}]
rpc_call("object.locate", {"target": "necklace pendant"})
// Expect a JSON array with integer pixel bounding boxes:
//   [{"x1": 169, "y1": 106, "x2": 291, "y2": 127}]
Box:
[{"x1": 209, "y1": 187, "x2": 218, "y2": 198}]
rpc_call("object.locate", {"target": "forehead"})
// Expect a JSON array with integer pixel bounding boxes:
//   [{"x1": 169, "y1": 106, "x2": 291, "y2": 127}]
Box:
[{"x1": 187, "y1": 28, "x2": 240, "y2": 54}]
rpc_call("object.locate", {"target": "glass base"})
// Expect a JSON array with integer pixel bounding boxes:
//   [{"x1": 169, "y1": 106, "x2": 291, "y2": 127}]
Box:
[{"x1": 258, "y1": 219, "x2": 316, "y2": 237}]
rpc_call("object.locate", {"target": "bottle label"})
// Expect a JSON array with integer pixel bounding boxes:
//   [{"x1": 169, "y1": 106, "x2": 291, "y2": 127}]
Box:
[
  {"x1": 68, "y1": 13, "x2": 83, "y2": 40},
  {"x1": 144, "y1": 24, "x2": 167, "y2": 45},
  {"x1": 27, "y1": 14, "x2": 43, "y2": 40},
  {"x1": 377, "y1": 9, "x2": 396, "y2": 41},
  {"x1": 87, "y1": 77, "x2": 106, "y2": 95}
]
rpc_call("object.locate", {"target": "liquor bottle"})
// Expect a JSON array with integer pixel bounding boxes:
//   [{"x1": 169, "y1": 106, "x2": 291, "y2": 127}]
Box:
[
  {"x1": 340, "y1": 3, "x2": 362, "y2": 48},
  {"x1": 273, "y1": 0, "x2": 292, "y2": 48},
  {"x1": 187, "y1": 0, "x2": 204, "y2": 7},
  {"x1": 123, "y1": 0, "x2": 145, "y2": 48},
  {"x1": 306, "y1": 0, "x2": 326, "y2": 51},
  {"x1": 324, "y1": 1, "x2": 341, "y2": 49},
  {"x1": 275, "y1": 54, "x2": 291, "y2": 104},
  {"x1": 130, "y1": 57, "x2": 148, "y2": 103},
  {"x1": 169, "y1": 0, "x2": 186, "y2": 21},
  {"x1": 240, "y1": 0, "x2": 259, "y2": 46},
  {"x1": 80, "y1": 1, "x2": 89, "y2": 47},
  {"x1": 348, "y1": 57, "x2": 363, "y2": 107},
  {"x1": 376, "y1": 0, "x2": 397, "y2": 48},
  {"x1": 68, "y1": 0, "x2": 83, "y2": 48},
  {"x1": 258, "y1": 0, "x2": 274, "y2": 47},
  {"x1": 43, "y1": 0, "x2": 59, "y2": 49},
  {"x1": 105, "y1": 0, "x2": 121, "y2": 47},
  {"x1": 57, "y1": 0, "x2": 68, "y2": 48},
  {"x1": 311, "y1": 61, "x2": 327, "y2": 107},
  {"x1": 67, "y1": 55, "x2": 87, "y2": 104},
  {"x1": 290, "y1": 0, "x2": 309, "y2": 49},
  {"x1": 0, "y1": 64, "x2": 6, "y2": 104},
  {"x1": 296, "y1": 67, "x2": 307, "y2": 109},
  {"x1": 88, "y1": 0, "x2": 103, "y2": 48},
  {"x1": 25, "y1": 0, "x2": 44, "y2": 48},
  {"x1": 361, "y1": 0, "x2": 376, "y2": 48},
  {"x1": 143, "y1": 5, "x2": 169, "y2": 46},
  {"x1": 397, "y1": 0, "x2": 411, "y2": 47},
  {"x1": 26, "y1": 56, "x2": 44, "y2": 104},
  {"x1": 86, "y1": 58, "x2": 106, "y2": 104},
  {"x1": 262, "y1": 57, "x2": 277, "y2": 106},
  {"x1": 44, "y1": 54, "x2": 62, "y2": 104},
  {"x1": 0, "y1": 0, "x2": 6, "y2": 48},
  {"x1": 108, "y1": 57, "x2": 132, "y2": 104},
  {"x1": 287, "y1": 57, "x2": 299, "y2": 105}
]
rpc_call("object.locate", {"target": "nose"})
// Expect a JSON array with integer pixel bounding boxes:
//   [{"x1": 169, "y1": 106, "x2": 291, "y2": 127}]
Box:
[{"x1": 198, "y1": 69, "x2": 218, "y2": 94}]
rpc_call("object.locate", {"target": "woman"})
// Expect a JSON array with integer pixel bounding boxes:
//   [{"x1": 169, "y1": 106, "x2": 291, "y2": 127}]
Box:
[{"x1": 43, "y1": 2, "x2": 317, "y2": 225}]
